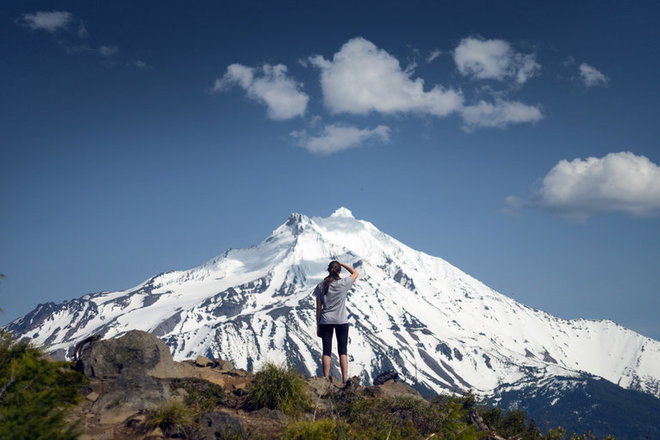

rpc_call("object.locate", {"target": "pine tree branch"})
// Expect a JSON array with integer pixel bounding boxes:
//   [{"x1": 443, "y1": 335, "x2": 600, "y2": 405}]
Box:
[{"x1": 0, "y1": 375, "x2": 15, "y2": 401}]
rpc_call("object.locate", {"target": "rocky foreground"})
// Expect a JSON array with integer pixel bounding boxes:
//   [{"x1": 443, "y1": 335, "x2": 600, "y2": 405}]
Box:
[{"x1": 71, "y1": 330, "x2": 466, "y2": 440}]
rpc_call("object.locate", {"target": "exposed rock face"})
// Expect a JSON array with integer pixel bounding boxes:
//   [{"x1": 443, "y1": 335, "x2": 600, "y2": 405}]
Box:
[
  {"x1": 76, "y1": 330, "x2": 179, "y2": 378},
  {"x1": 93, "y1": 368, "x2": 172, "y2": 424}
]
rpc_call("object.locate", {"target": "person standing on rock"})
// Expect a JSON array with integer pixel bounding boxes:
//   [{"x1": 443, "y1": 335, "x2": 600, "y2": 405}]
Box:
[{"x1": 314, "y1": 260, "x2": 358, "y2": 383}]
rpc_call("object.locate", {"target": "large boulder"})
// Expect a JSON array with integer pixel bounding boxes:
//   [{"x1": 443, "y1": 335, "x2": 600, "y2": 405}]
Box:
[{"x1": 76, "y1": 330, "x2": 179, "y2": 378}]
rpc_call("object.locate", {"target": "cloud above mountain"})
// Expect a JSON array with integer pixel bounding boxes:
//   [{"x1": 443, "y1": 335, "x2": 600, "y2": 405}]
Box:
[
  {"x1": 213, "y1": 63, "x2": 309, "y2": 120},
  {"x1": 508, "y1": 152, "x2": 660, "y2": 220},
  {"x1": 460, "y1": 99, "x2": 542, "y2": 130},
  {"x1": 309, "y1": 37, "x2": 464, "y2": 117},
  {"x1": 209, "y1": 36, "x2": 587, "y2": 153},
  {"x1": 290, "y1": 123, "x2": 390, "y2": 155},
  {"x1": 18, "y1": 11, "x2": 73, "y2": 32},
  {"x1": 579, "y1": 63, "x2": 609, "y2": 87},
  {"x1": 453, "y1": 36, "x2": 540, "y2": 84},
  {"x1": 17, "y1": 10, "x2": 126, "y2": 60}
]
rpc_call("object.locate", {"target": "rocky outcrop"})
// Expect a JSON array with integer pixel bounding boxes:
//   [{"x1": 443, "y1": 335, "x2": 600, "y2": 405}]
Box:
[
  {"x1": 93, "y1": 369, "x2": 172, "y2": 425},
  {"x1": 76, "y1": 330, "x2": 179, "y2": 378},
  {"x1": 74, "y1": 330, "x2": 248, "y2": 387},
  {"x1": 70, "y1": 331, "x2": 447, "y2": 439},
  {"x1": 72, "y1": 330, "x2": 254, "y2": 434}
]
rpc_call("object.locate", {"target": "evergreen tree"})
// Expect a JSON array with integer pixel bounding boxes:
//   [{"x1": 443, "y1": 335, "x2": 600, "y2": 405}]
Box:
[{"x1": 0, "y1": 329, "x2": 86, "y2": 440}]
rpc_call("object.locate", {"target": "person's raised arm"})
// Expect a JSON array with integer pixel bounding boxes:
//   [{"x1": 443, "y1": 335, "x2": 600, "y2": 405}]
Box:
[{"x1": 341, "y1": 262, "x2": 359, "y2": 282}]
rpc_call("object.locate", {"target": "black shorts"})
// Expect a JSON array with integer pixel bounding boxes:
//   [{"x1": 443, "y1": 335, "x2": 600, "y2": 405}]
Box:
[{"x1": 319, "y1": 323, "x2": 349, "y2": 357}]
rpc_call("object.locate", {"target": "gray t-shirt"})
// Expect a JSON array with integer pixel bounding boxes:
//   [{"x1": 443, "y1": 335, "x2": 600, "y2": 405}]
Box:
[{"x1": 314, "y1": 276, "x2": 354, "y2": 325}]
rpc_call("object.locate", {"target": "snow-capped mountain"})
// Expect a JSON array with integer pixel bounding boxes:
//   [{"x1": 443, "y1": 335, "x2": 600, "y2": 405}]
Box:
[{"x1": 7, "y1": 208, "x2": 660, "y2": 401}]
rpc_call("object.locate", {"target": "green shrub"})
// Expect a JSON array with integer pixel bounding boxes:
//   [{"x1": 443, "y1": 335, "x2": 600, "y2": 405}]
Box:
[
  {"x1": 244, "y1": 362, "x2": 310, "y2": 417},
  {"x1": 0, "y1": 330, "x2": 86, "y2": 440},
  {"x1": 171, "y1": 377, "x2": 227, "y2": 415},
  {"x1": 335, "y1": 394, "x2": 480, "y2": 440},
  {"x1": 147, "y1": 399, "x2": 195, "y2": 435}
]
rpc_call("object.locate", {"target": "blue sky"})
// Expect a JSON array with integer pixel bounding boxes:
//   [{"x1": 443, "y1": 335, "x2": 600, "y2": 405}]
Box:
[{"x1": 2, "y1": 1, "x2": 660, "y2": 340}]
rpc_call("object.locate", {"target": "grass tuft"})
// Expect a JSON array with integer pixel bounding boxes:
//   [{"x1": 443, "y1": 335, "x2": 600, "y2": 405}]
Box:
[
  {"x1": 244, "y1": 362, "x2": 310, "y2": 417},
  {"x1": 147, "y1": 399, "x2": 196, "y2": 435}
]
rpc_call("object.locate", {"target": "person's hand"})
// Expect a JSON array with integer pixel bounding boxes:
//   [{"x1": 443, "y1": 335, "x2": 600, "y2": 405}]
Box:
[{"x1": 316, "y1": 325, "x2": 321, "y2": 338}]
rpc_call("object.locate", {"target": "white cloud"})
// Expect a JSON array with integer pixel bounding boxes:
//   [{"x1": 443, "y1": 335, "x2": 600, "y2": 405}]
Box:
[
  {"x1": 133, "y1": 60, "x2": 152, "y2": 70},
  {"x1": 309, "y1": 37, "x2": 463, "y2": 117},
  {"x1": 291, "y1": 124, "x2": 390, "y2": 155},
  {"x1": 460, "y1": 99, "x2": 542, "y2": 130},
  {"x1": 508, "y1": 152, "x2": 660, "y2": 220},
  {"x1": 214, "y1": 63, "x2": 308, "y2": 120},
  {"x1": 454, "y1": 37, "x2": 540, "y2": 84},
  {"x1": 98, "y1": 45, "x2": 119, "y2": 57},
  {"x1": 426, "y1": 49, "x2": 442, "y2": 63},
  {"x1": 19, "y1": 11, "x2": 72, "y2": 32},
  {"x1": 579, "y1": 63, "x2": 609, "y2": 87}
]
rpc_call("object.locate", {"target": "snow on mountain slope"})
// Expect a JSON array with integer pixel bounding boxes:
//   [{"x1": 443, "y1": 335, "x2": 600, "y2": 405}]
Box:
[{"x1": 6, "y1": 208, "x2": 660, "y2": 399}]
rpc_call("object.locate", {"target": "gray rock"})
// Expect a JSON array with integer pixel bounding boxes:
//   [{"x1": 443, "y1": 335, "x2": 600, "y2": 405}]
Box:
[
  {"x1": 254, "y1": 407, "x2": 286, "y2": 422},
  {"x1": 93, "y1": 368, "x2": 171, "y2": 424},
  {"x1": 228, "y1": 368, "x2": 248, "y2": 377},
  {"x1": 368, "y1": 379, "x2": 423, "y2": 399},
  {"x1": 76, "y1": 330, "x2": 178, "y2": 379},
  {"x1": 195, "y1": 355, "x2": 215, "y2": 367},
  {"x1": 306, "y1": 376, "x2": 339, "y2": 399},
  {"x1": 344, "y1": 375, "x2": 361, "y2": 392},
  {"x1": 373, "y1": 370, "x2": 399, "y2": 385},
  {"x1": 215, "y1": 359, "x2": 235, "y2": 371},
  {"x1": 48, "y1": 348, "x2": 67, "y2": 361},
  {"x1": 199, "y1": 411, "x2": 245, "y2": 440}
]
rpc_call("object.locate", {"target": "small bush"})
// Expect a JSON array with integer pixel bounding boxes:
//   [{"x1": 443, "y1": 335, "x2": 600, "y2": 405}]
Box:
[
  {"x1": 147, "y1": 400, "x2": 195, "y2": 436},
  {"x1": 171, "y1": 378, "x2": 227, "y2": 415},
  {"x1": 244, "y1": 362, "x2": 310, "y2": 417}
]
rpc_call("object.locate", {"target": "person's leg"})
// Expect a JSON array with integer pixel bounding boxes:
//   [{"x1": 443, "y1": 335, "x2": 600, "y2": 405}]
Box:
[
  {"x1": 323, "y1": 355, "x2": 331, "y2": 378},
  {"x1": 339, "y1": 354, "x2": 348, "y2": 382},
  {"x1": 319, "y1": 324, "x2": 334, "y2": 378},
  {"x1": 335, "y1": 324, "x2": 349, "y2": 382}
]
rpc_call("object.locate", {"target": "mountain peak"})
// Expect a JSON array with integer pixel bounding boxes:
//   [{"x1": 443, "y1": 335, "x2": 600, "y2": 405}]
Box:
[
  {"x1": 330, "y1": 207, "x2": 354, "y2": 218},
  {"x1": 285, "y1": 212, "x2": 305, "y2": 225},
  {"x1": 282, "y1": 212, "x2": 312, "y2": 237}
]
